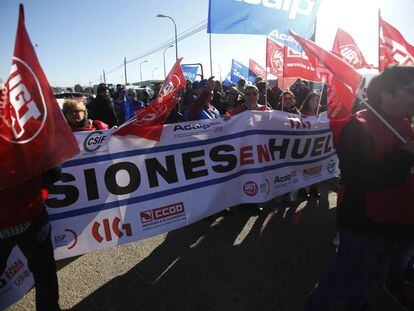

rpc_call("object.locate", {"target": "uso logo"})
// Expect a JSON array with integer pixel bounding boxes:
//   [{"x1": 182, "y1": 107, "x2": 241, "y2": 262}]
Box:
[
  {"x1": 0, "y1": 59, "x2": 47, "y2": 144},
  {"x1": 243, "y1": 181, "x2": 258, "y2": 196}
]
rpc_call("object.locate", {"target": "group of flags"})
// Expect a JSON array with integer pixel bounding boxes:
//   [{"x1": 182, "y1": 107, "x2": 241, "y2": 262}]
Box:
[{"x1": 1, "y1": 2, "x2": 414, "y2": 190}]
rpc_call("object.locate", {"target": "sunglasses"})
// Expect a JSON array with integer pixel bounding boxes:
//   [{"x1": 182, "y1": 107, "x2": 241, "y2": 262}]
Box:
[{"x1": 245, "y1": 92, "x2": 258, "y2": 96}]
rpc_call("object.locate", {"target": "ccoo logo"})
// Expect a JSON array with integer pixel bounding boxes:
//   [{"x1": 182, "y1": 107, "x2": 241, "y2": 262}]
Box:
[{"x1": 0, "y1": 58, "x2": 47, "y2": 144}]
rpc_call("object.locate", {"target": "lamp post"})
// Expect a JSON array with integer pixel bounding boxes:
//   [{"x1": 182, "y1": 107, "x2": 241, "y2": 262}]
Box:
[
  {"x1": 163, "y1": 45, "x2": 174, "y2": 79},
  {"x1": 152, "y1": 67, "x2": 158, "y2": 81},
  {"x1": 156, "y1": 14, "x2": 178, "y2": 60},
  {"x1": 140, "y1": 60, "x2": 148, "y2": 86}
]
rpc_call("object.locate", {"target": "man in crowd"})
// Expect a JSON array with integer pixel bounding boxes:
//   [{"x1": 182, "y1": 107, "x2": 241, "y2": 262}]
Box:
[
  {"x1": 88, "y1": 83, "x2": 120, "y2": 127},
  {"x1": 0, "y1": 86, "x2": 62, "y2": 311},
  {"x1": 226, "y1": 85, "x2": 271, "y2": 116},
  {"x1": 63, "y1": 99, "x2": 108, "y2": 132},
  {"x1": 185, "y1": 77, "x2": 221, "y2": 121},
  {"x1": 237, "y1": 78, "x2": 246, "y2": 94},
  {"x1": 211, "y1": 80, "x2": 226, "y2": 115},
  {"x1": 306, "y1": 65, "x2": 414, "y2": 310},
  {"x1": 290, "y1": 78, "x2": 310, "y2": 107}
]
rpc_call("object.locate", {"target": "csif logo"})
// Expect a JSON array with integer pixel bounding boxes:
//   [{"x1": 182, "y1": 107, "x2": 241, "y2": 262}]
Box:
[
  {"x1": 0, "y1": 60, "x2": 47, "y2": 144},
  {"x1": 235, "y1": 0, "x2": 316, "y2": 20},
  {"x1": 83, "y1": 130, "x2": 107, "y2": 152}
]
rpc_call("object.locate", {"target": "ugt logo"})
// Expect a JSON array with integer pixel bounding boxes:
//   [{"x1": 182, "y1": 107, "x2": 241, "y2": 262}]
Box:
[
  {"x1": 0, "y1": 60, "x2": 47, "y2": 144},
  {"x1": 340, "y1": 45, "x2": 362, "y2": 67},
  {"x1": 92, "y1": 217, "x2": 132, "y2": 243}
]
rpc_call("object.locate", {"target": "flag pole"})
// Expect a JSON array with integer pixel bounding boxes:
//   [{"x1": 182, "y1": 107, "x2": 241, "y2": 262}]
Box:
[
  {"x1": 359, "y1": 95, "x2": 407, "y2": 143},
  {"x1": 378, "y1": 8, "x2": 381, "y2": 71}
]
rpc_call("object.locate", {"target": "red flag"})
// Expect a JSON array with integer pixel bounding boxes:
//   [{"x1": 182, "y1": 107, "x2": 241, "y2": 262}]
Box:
[
  {"x1": 379, "y1": 17, "x2": 414, "y2": 71},
  {"x1": 291, "y1": 32, "x2": 362, "y2": 94},
  {"x1": 266, "y1": 38, "x2": 284, "y2": 78},
  {"x1": 249, "y1": 59, "x2": 266, "y2": 79},
  {"x1": 283, "y1": 45, "x2": 321, "y2": 82},
  {"x1": 332, "y1": 28, "x2": 371, "y2": 69},
  {"x1": 0, "y1": 5, "x2": 79, "y2": 190},
  {"x1": 290, "y1": 32, "x2": 363, "y2": 148},
  {"x1": 113, "y1": 58, "x2": 185, "y2": 141}
]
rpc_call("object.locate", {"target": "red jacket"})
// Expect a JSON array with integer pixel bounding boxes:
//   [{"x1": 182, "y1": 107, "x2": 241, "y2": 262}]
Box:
[
  {"x1": 71, "y1": 119, "x2": 109, "y2": 132},
  {"x1": 337, "y1": 109, "x2": 414, "y2": 238},
  {"x1": 0, "y1": 176, "x2": 44, "y2": 229}
]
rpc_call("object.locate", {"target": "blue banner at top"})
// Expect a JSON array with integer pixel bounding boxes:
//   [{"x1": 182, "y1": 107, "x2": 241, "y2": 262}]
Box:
[
  {"x1": 181, "y1": 65, "x2": 199, "y2": 82},
  {"x1": 208, "y1": 0, "x2": 320, "y2": 49}
]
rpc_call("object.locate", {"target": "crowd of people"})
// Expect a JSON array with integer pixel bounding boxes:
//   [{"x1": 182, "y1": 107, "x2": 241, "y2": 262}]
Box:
[{"x1": 1, "y1": 65, "x2": 414, "y2": 310}]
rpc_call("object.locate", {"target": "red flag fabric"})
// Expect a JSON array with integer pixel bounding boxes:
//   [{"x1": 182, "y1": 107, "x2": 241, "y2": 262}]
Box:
[
  {"x1": 290, "y1": 32, "x2": 363, "y2": 148},
  {"x1": 379, "y1": 17, "x2": 414, "y2": 71},
  {"x1": 332, "y1": 28, "x2": 371, "y2": 69},
  {"x1": 113, "y1": 58, "x2": 185, "y2": 141},
  {"x1": 0, "y1": 4, "x2": 79, "y2": 190},
  {"x1": 266, "y1": 38, "x2": 284, "y2": 78},
  {"x1": 283, "y1": 45, "x2": 321, "y2": 82},
  {"x1": 249, "y1": 59, "x2": 266, "y2": 79},
  {"x1": 291, "y1": 32, "x2": 363, "y2": 94}
]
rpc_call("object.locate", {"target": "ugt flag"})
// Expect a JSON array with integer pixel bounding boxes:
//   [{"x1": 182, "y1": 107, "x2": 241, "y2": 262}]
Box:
[
  {"x1": 379, "y1": 17, "x2": 414, "y2": 71},
  {"x1": 332, "y1": 28, "x2": 370, "y2": 69},
  {"x1": 0, "y1": 4, "x2": 79, "y2": 190},
  {"x1": 181, "y1": 65, "x2": 198, "y2": 82},
  {"x1": 208, "y1": 0, "x2": 321, "y2": 49},
  {"x1": 114, "y1": 58, "x2": 185, "y2": 141},
  {"x1": 291, "y1": 31, "x2": 363, "y2": 147}
]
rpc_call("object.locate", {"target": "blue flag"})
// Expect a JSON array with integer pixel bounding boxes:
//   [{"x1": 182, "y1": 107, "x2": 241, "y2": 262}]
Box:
[
  {"x1": 208, "y1": 0, "x2": 320, "y2": 50},
  {"x1": 230, "y1": 59, "x2": 256, "y2": 85},
  {"x1": 181, "y1": 65, "x2": 198, "y2": 82},
  {"x1": 123, "y1": 92, "x2": 135, "y2": 122}
]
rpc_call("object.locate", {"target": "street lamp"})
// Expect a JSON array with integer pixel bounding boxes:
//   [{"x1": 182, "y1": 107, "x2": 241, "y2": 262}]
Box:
[
  {"x1": 157, "y1": 14, "x2": 178, "y2": 60},
  {"x1": 140, "y1": 60, "x2": 148, "y2": 85},
  {"x1": 163, "y1": 45, "x2": 174, "y2": 79},
  {"x1": 152, "y1": 67, "x2": 158, "y2": 81}
]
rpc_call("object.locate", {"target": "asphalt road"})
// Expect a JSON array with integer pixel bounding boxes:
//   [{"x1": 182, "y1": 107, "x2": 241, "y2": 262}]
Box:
[{"x1": 8, "y1": 180, "x2": 400, "y2": 311}]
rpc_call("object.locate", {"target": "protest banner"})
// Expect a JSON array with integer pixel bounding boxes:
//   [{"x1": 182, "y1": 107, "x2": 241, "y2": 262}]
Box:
[{"x1": 1, "y1": 110, "x2": 338, "y2": 308}]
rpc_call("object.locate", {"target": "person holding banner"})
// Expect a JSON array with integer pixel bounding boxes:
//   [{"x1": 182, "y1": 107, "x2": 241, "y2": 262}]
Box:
[
  {"x1": 226, "y1": 85, "x2": 271, "y2": 116},
  {"x1": 0, "y1": 85, "x2": 62, "y2": 311},
  {"x1": 300, "y1": 92, "x2": 321, "y2": 117},
  {"x1": 277, "y1": 90, "x2": 300, "y2": 114},
  {"x1": 186, "y1": 77, "x2": 221, "y2": 121},
  {"x1": 63, "y1": 99, "x2": 109, "y2": 132},
  {"x1": 306, "y1": 66, "x2": 414, "y2": 311},
  {"x1": 224, "y1": 86, "x2": 243, "y2": 112}
]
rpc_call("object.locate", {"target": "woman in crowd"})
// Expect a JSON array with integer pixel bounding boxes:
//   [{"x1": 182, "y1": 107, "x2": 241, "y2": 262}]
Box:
[
  {"x1": 300, "y1": 92, "x2": 320, "y2": 116},
  {"x1": 299, "y1": 92, "x2": 322, "y2": 199},
  {"x1": 226, "y1": 85, "x2": 271, "y2": 116},
  {"x1": 278, "y1": 90, "x2": 301, "y2": 114}
]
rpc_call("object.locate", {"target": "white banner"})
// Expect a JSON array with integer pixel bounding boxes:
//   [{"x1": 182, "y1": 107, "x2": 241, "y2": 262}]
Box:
[{"x1": 1, "y1": 110, "x2": 338, "y2": 309}]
